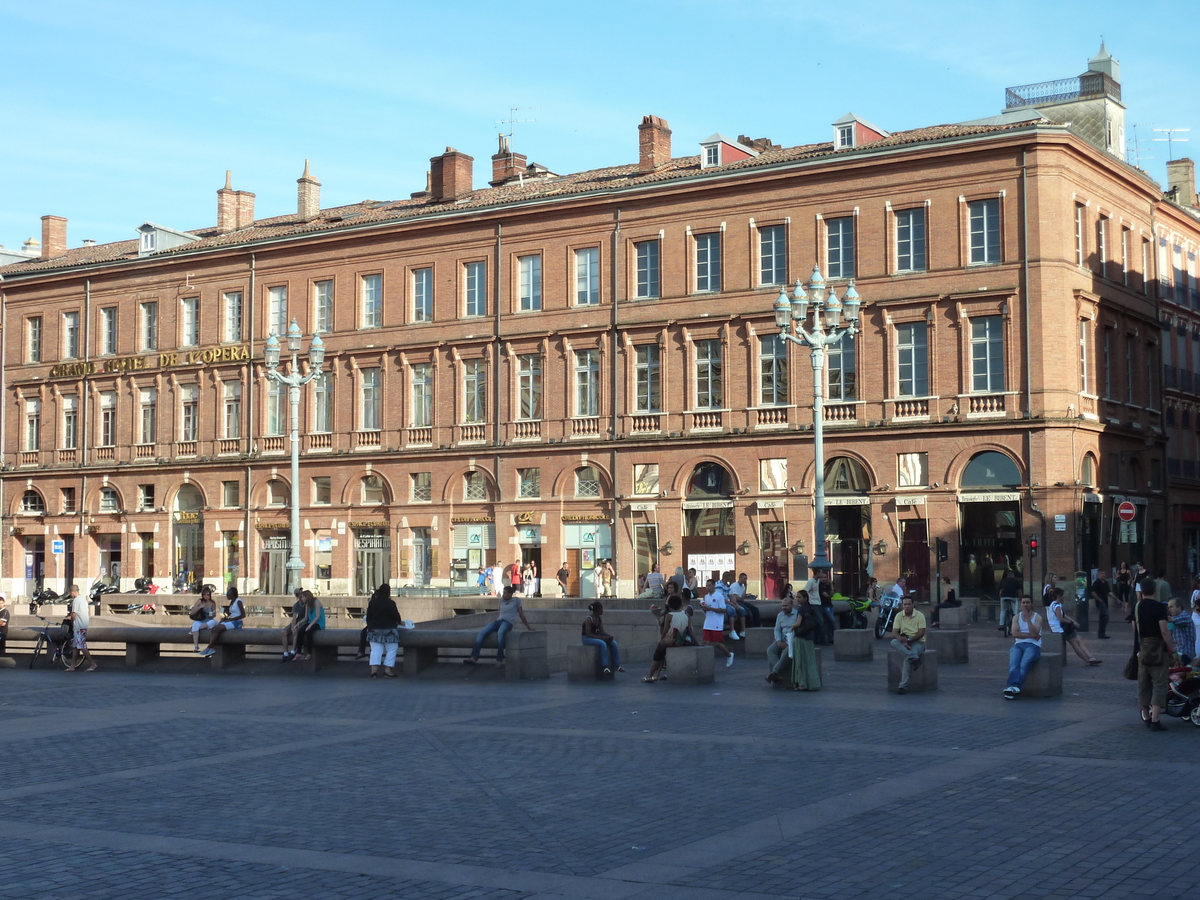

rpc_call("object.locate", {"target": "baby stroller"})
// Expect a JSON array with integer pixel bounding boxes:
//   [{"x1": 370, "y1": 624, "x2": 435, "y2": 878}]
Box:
[{"x1": 1164, "y1": 666, "x2": 1200, "y2": 727}]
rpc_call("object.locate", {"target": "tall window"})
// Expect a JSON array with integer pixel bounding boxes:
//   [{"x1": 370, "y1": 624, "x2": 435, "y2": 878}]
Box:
[
  {"x1": 695, "y1": 339, "x2": 723, "y2": 408},
  {"x1": 575, "y1": 466, "x2": 601, "y2": 497},
  {"x1": 411, "y1": 472, "x2": 432, "y2": 502},
  {"x1": 1074, "y1": 204, "x2": 1086, "y2": 266},
  {"x1": 969, "y1": 199, "x2": 1000, "y2": 264},
  {"x1": 361, "y1": 274, "x2": 382, "y2": 328},
  {"x1": 99, "y1": 307, "x2": 117, "y2": 355},
  {"x1": 180, "y1": 385, "x2": 198, "y2": 441},
  {"x1": 575, "y1": 349, "x2": 600, "y2": 417},
  {"x1": 266, "y1": 381, "x2": 283, "y2": 436},
  {"x1": 759, "y1": 224, "x2": 786, "y2": 286},
  {"x1": 139, "y1": 388, "x2": 157, "y2": 444},
  {"x1": 575, "y1": 247, "x2": 599, "y2": 305},
  {"x1": 759, "y1": 335, "x2": 788, "y2": 405},
  {"x1": 313, "y1": 377, "x2": 333, "y2": 432},
  {"x1": 313, "y1": 477, "x2": 331, "y2": 505},
  {"x1": 413, "y1": 268, "x2": 432, "y2": 322},
  {"x1": 518, "y1": 354, "x2": 542, "y2": 419},
  {"x1": 463, "y1": 359, "x2": 486, "y2": 423},
  {"x1": 518, "y1": 468, "x2": 541, "y2": 498},
  {"x1": 223, "y1": 480, "x2": 240, "y2": 507},
  {"x1": 518, "y1": 255, "x2": 542, "y2": 311},
  {"x1": 361, "y1": 367, "x2": 381, "y2": 430},
  {"x1": 61, "y1": 395, "x2": 77, "y2": 450},
  {"x1": 971, "y1": 316, "x2": 1004, "y2": 392},
  {"x1": 1103, "y1": 330, "x2": 1113, "y2": 399},
  {"x1": 465, "y1": 261, "x2": 487, "y2": 317},
  {"x1": 635, "y1": 239, "x2": 660, "y2": 299},
  {"x1": 63, "y1": 311, "x2": 80, "y2": 359},
  {"x1": 138, "y1": 485, "x2": 155, "y2": 512},
  {"x1": 141, "y1": 302, "x2": 158, "y2": 351},
  {"x1": 465, "y1": 471, "x2": 486, "y2": 501},
  {"x1": 827, "y1": 217, "x2": 855, "y2": 278},
  {"x1": 224, "y1": 291, "x2": 243, "y2": 342},
  {"x1": 1125, "y1": 336, "x2": 1135, "y2": 403},
  {"x1": 181, "y1": 297, "x2": 199, "y2": 346},
  {"x1": 827, "y1": 333, "x2": 857, "y2": 401},
  {"x1": 1146, "y1": 343, "x2": 1157, "y2": 411},
  {"x1": 411, "y1": 364, "x2": 432, "y2": 427},
  {"x1": 1078, "y1": 321, "x2": 1090, "y2": 394},
  {"x1": 223, "y1": 382, "x2": 241, "y2": 439},
  {"x1": 27, "y1": 316, "x2": 42, "y2": 363},
  {"x1": 268, "y1": 285, "x2": 288, "y2": 336},
  {"x1": 99, "y1": 391, "x2": 116, "y2": 446},
  {"x1": 99, "y1": 487, "x2": 119, "y2": 513},
  {"x1": 1121, "y1": 228, "x2": 1131, "y2": 286},
  {"x1": 896, "y1": 208, "x2": 926, "y2": 272},
  {"x1": 695, "y1": 233, "x2": 721, "y2": 292},
  {"x1": 897, "y1": 323, "x2": 929, "y2": 397},
  {"x1": 312, "y1": 281, "x2": 333, "y2": 334},
  {"x1": 22, "y1": 489, "x2": 46, "y2": 513},
  {"x1": 23, "y1": 399, "x2": 40, "y2": 451},
  {"x1": 635, "y1": 345, "x2": 661, "y2": 412},
  {"x1": 1097, "y1": 216, "x2": 1108, "y2": 277}
]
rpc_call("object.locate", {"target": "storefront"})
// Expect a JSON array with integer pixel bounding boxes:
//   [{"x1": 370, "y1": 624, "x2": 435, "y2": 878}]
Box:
[
  {"x1": 563, "y1": 515, "x2": 611, "y2": 598},
  {"x1": 517, "y1": 519, "x2": 543, "y2": 595},
  {"x1": 682, "y1": 463, "x2": 736, "y2": 584},
  {"x1": 450, "y1": 516, "x2": 495, "y2": 587},
  {"x1": 352, "y1": 521, "x2": 390, "y2": 595},
  {"x1": 823, "y1": 457, "x2": 872, "y2": 599},
  {"x1": 173, "y1": 484, "x2": 205, "y2": 593},
  {"x1": 957, "y1": 452, "x2": 1025, "y2": 600},
  {"x1": 94, "y1": 533, "x2": 122, "y2": 588},
  {"x1": 257, "y1": 529, "x2": 290, "y2": 595}
]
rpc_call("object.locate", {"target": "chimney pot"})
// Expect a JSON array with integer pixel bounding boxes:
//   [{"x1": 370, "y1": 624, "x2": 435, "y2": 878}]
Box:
[
  {"x1": 216, "y1": 171, "x2": 255, "y2": 232},
  {"x1": 297, "y1": 159, "x2": 321, "y2": 221},
  {"x1": 638, "y1": 115, "x2": 672, "y2": 173},
  {"x1": 40, "y1": 215, "x2": 67, "y2": 259},
  {"x1": 430, "y1": 148, "x2": 474, "y2": 202},
  {"x1": 490, "y1": 133, "x2": 529, "y2": 186}
]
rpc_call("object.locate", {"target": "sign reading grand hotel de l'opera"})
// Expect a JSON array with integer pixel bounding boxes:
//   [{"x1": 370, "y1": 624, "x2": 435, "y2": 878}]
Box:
[{"x1": 48, "y1": 343, "x2": 252, "y2": 379}]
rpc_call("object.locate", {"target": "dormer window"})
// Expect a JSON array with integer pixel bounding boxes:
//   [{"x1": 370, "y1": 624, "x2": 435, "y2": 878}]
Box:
[
  {"x1": 699, "y1": 134, "x2": 757, "y2": 169},
  {"x1": 832, "y1": 113, "x2": 889, "y2": 150},
  {"x1": 704, "y1": 145, "x2": 719, "y2": 166},
  {"x1": 837, "y1": 124, "x2": 854, "y2": 149},
  {"x1": 140, "y1": 231, "x2": 156, "y2": 253},
  {"x1": 136, "y1": 222, "x2": 199, "y2": 257}
]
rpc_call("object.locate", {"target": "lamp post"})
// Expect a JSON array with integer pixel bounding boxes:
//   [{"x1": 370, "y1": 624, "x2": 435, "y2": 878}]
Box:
[
  {"x1": 773, "y1": 266, "x2": 862, "y2": 574},
  {"x1": 263, "y1": 319, "x2": 326, "y2": 595}
]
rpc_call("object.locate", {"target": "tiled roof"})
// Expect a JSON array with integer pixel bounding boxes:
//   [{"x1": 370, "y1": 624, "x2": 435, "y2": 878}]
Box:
[{"x1": 0, "y1": 119, "x2": 1045, "y2": 278}]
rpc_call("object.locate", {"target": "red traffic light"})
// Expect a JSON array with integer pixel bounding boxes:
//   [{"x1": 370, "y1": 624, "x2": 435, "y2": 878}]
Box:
[{"x1": 1029, "y1": 538, "x2": 1038, "y2": 557}]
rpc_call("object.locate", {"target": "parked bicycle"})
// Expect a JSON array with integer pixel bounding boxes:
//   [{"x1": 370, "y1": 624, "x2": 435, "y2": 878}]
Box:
[{"x1": 28, "y1": 615, "x2": 75, "y2": 670}]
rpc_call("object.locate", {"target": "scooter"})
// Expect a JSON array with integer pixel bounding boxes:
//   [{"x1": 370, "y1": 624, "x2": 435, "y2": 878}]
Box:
[
  {"x1": 839, "y1": 593, "x2": 873, "y2": 630},
  {"x1": 874, "y1": 587, "x2": 905, "y2": 639},
  {"x1": 29, "y1": 586, "x2": 60, "y2": 615},
  {"x1": 88, "y1": 580, "x2": 120, "y2": 614}
]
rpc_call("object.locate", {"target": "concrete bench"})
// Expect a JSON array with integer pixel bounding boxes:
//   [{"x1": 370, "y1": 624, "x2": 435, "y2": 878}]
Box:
[
  {"x1": 566, "y1": 643, "x2": 615, "y2": 681},
  {"x1": 663, "y1": 645, "x2": 715, "y2": 684},
  {"x1": 938, "y1": 607, "x2": 970, "y2": 629},
  {"x1": 1020, "y1": 651, "x2": 1063, "y2": 697},
  {"x1": 833, "y1": 629, "x2": 873, "y2": 661},
  {"x1": 888, "y1": 648, "x2": 938, "y2": 693},
  {"x1": 741, "y1": 627, "x2": 776, "y2": 659},
  {"x1": 926, "y1": 628, "x2": 968, "y2": 664}
]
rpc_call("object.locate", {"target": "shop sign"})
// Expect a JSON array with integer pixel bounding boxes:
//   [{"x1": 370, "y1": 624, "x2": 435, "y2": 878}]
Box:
[
  {"x1": 629, "y1": 503, "x2": 657, "y2": 511},
  {"x1": 563, "y1": 513, "x2": 610, "y2": 522},
  {"x1": 49, "y1": 343, "x2": 251, "y2": 379},
  {"x1": 894, "y1": 496, "x2": 926, "y2": 506},
  {"x1": 175, "y1": 511, "x2": 202, "y2": 523},
  {"x1": 519, "y1": 526, "x2": 540, "y2": 543},
  {"x1": 1108, "y1": 494, "x2": 1148, "y2": 506},
  {"x1": 957, "y1": 492, "x2": 1020, "y2": 503},
  {"x1": 255, "y1": 523, "x2": 288, "y2": 530},
  {"x1": 349, "y1": 520, "x2": 389, "y2": 529},
  {"x1": 823, "y1": 496, "x2": 870, "y2": 507},
  {"x1": 263, "y1": 536, "x2": 290, "y2": 550},
  {"x1": 515, "y1": 510, "x2": 538, "y2": 525},
  {"x1": 1082, "y1": 493, "x2": 1103, "y2": 504},
  {"x1": 355, "y1": 534, "x2": 390, "y2": 550},
  {"x1": 756, "y1": 500, "x2": 785, "y2": 509},
  {"x1": 682, "y1": 499, "x2": 734, "y2": 510},
  {"x1": 451, "y1": 516, "x2": 494, "y2": 524}
]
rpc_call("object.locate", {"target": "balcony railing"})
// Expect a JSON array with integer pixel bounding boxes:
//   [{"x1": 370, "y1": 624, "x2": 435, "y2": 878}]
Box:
[
  {"x1": 893, "y1": 398, "x2": 930, "y2": 418},
  {"x1": 460, "y1": 423, "x2": 486, "y2": 442},
  {"x1": 571, "y1": 417, "x2": 601, "y2": 437},
  {"x1": 176, "y1": 441, "x2": 197, "y2": 457},
  {"x1": 1005, "y1": 72, "x2": 1120, "y2": 108},
  {"x1": 308, "y1": 432, "x2": 332, "y2": 451},
  {"x1": 823, "y1": 403, "x2": 857, "y2": 423},
  {"x1": 514, "y1": 420, "x2": 541, "y2": 440},
  {"x1": 1079, "y1": 394, "x2": 1098, "y2": 418},
  {"x1": 217, "y1": 439, "x2": 240, "y2": 455},
  {"x1": 94, "y1": 446, "x2": 115, "y2": 461},
  {"x1": 757, "y1": 407, "x2": 788, "y2": 427},
  {"x1": 691, "y1": 411, "x2": 722, "y2": 430},
  {"x1": 631, "y1": 414, "x2": 662, "y2": 434},
  {"x1": 355, "y1": 430, "x2": 381, "y2": 449},
  {"x1": 968, "y1": 394, "x2": 1006, "y2": 416},
  {"x1": 405, "y1": 427, "x2": 432, "y2": 446},
  {"x1": 261, "y1": 436, "x2": 284, "y2": 453},
  {"x1": 57, "y1": 449, "x2": 77, "y2": 465},
  {"x1": 135, "y1": 444, "x2": 155, "y2": 458},
  {"x1": 1164, "y1": 365, "x2": 1178, "y2": 390},
  {"x1": 19, "y1": 450, "x2": 39, "y2": 466}
]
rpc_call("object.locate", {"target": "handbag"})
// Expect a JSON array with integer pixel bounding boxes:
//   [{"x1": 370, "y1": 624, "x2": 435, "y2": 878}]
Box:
[
  {"x1": 189, "y1": 607, "x2": 208, "y2": 621},
  {"x1": 1140, "y1": 640, "x2": 1167, "y2": 667},
  {"x1": 1122, "y1": 652, "x2": 1139, "y2": 680}
]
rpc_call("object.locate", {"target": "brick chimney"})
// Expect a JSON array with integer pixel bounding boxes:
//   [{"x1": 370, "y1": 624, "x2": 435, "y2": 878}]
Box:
[
  {"x1": 490, "y1": 134, "x2": 528, "y2": 186},
  {"x1": 430, "y1": 147, "x2": 474, "y2": 202},
  {"x1": 40, "y1": 215, "x2": 67, "y2": 259},
  {"x1": 638, "y1": 115, "x2": 672, "y2": 172},
  {"x1": 216, "y1": 171, "x2": 256, "y2": 233},
  {"x1": 1166, "y1": 158, "x2": 1197, "y2": 207},
  {"x1": 297, "y1": 159, "x2": 321, "y2": 221}
]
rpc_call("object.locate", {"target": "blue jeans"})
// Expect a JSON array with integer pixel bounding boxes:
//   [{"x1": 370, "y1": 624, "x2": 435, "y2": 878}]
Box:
[
  {"x1": 890, "y1": 638, "x2": 925, "y2": 687},
  {"x1": 1007, "y1": 642, "x2": 1041, "y2": 689},
  {"x1": 581, "y1": 636, "x2": 621, "y2": 668},
  {"x1": 818, "y1": 606, "x2": 836, "y2": 644},
  {"x1": 471, "y1": 619, "x2": 513, "y2": 661}
]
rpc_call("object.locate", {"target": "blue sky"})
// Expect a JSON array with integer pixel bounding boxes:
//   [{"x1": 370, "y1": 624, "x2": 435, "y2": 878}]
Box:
[{"x1": 2, "y1": 0, "x2": 1197, "y2": 251}]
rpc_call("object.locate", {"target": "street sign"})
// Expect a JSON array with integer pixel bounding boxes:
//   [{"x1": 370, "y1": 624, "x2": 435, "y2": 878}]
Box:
[
  {"x1": 51, "y1": 539, "x2": 65, "y2": 555},
  {"x1": 1119, "y1": 521, "x2": 1137, "y2": 543},
  {"x1": 1117, "y1": 501, "x2": 1137, "y2": 522}
]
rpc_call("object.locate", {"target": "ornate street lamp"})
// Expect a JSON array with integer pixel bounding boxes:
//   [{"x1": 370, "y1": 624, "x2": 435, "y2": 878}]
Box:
[
  {"x1": 773, "y1": 266, "x2": 862, "y2": 574},
  {"x1": 263, "y1": 320, "x2": 326, "y2": 594}
]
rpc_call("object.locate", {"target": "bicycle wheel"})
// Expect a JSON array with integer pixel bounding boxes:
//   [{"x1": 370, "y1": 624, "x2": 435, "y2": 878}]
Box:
[
  {"x1": 29, "y1": 634, "x2": 46, "y2": 669},
  {"x1": 58, "y1": 641, "x2": 76, "y2": 670}
]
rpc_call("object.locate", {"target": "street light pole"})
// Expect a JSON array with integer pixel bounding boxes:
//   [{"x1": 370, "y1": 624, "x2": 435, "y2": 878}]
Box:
[
  {"x1": 773, "y1": 266, "x2": 861, "y2": 574},
  {"x1": 263, "y1": 319, "x2": 325, "y2": 595}
]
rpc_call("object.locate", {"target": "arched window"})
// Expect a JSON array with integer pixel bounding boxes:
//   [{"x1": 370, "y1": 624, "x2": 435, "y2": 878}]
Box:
[
  {"x1": 361, "y1": 474, "x2": 386, "y2": 505},
  {"x1": 267, "y1": 481, "x2": 288, "y2": 506},
  {"x1": 99, "y1": 487, "x2": 120, "y2": 512},
  {"x1": 575, "y1": 467, "x2": 600, "y2": 498},
  {"x1": 960, "y1": 451, "x2": 1022, "y2": 488},
  {"x1": 686, "y1": 462, "x2": 731, "y2": 497},
  {"x1": 464, "y1": 471, "x2": 487, "y2": 501},
  {"x1": 824, "y1": 457, "x2": 871, "y2": 492},
  {"x1": 20, "y1": 489, "x2": 45, "y2": 514},
  {"x1": 175, "y1": 483, "x2": 204, "y2": 511},
  {"x1": 1081, "y1": 454, "x2": 1096, "y2": 487}
]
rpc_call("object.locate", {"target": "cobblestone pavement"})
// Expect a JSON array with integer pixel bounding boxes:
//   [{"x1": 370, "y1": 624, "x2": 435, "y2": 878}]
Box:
[{"x1": 0, "y1": 628, "x2": 1194, "y2": 900}]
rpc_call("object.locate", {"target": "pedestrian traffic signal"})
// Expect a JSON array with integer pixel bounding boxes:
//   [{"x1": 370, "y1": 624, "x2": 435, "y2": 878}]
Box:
[
  {"x1": 1029, "y1": 538, "x2": 1038, "y2": 557},
  {"x1": 936, "y1": 538, "x2": 948, "y2": 562}
]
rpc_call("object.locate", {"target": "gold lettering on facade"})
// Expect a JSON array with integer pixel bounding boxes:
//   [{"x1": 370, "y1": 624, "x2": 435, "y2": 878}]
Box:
[
  {"x1": 515, "y1": 510, "x2": 537, "y2": 525},
  {"x1": 46, "y1": 345, "x2": 251, "y2": 379},
  {"x1": 451, "y1": 516, "x2": 495, "y2": 524},
  {"x1": 348, "y1": 520, "x2": 390, "y2": 529},
  {"x1": 562, "y1": 514, "x2": 610, "y2": 523}
]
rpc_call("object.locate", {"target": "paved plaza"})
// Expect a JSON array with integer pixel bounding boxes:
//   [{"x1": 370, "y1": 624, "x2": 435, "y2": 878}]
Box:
[{"x1": 0, "y1": 628, "x2": 1195, "y2": 900}]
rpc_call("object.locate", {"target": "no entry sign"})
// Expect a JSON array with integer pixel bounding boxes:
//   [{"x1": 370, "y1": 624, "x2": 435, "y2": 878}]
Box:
[{"x1": 1117, "y1": 501, "x2": 1137, "y2": 522}]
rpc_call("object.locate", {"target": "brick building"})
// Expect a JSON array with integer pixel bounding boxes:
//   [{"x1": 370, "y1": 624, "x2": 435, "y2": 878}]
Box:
[{"x1": 3, "y1": 47, "x2": 1197, "y2": 602}]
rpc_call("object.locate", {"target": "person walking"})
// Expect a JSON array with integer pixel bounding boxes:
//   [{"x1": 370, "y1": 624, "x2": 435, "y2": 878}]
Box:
[
  {"x1": 1004, "y1": 596, "x2": 1042, "y2": 699},
  {"x1": 581, "y1": 601, "x2": 624, "y2": 675},
  {"x1": 556, "y1": 562, "x2": 570, "y2": 598},
  {"x1": 66, "y1": 584, "x2": 98, "y2": 672},
  {"x1": 700, "y1": 577, "x2": 734, "y2": 667},
  {"x1": 1115, "y1": 561, "x2": 1133, "y2": 612},
  {"x1": 1134, "y1": 593, "x2": 1178, "y2": 730},
  {"x1": 790, "y1": 590, "x2": 822, "y2": 691},
  {"x1": 887, "y1": 596, "x2": 926, "y2": 694},
  {"x1": 364, "y1": 583, "x2": 402, "y2": 678},
  {"x1": 1090, "y1": 569, "x2": 1112, "y2": 639}
]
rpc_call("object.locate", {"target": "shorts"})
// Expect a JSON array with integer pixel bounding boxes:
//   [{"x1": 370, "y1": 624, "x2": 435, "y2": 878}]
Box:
[
  {"x1": 192, "y1": 619, "x2": 218, "y2": 633},
  {"x1": 222, "y1": 619, "x2": 244, "y2": 630},
  {"x1": 73, "y1": 628, "x2": 88, "y2": 650},
  {"x1": 1061, "y1": 624, "x2": 1077, "y2": 640},
  {"x1": 702, "y1": 629, "x2": 725, "y2": 643}
]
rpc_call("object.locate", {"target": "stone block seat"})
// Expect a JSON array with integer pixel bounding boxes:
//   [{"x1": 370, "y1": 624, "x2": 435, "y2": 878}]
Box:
[
  {"x1": 833, "y1": 628, "x2": 873, "y2": 661},
  {"x1": 567, "y1": 643, "x2": 613, "y2": 681},
  {"x1": 887, "y1": 648, "x2": 938, "y2": 693},
  {"x1": 1019, "y1": 651, "x2": 1062, "y2": 698},
  {"x1": 938, "y1": 607, "x2": 970, "y2": 629},
  {"x1": 662, "y1": 644, "x2": 715, "y2": 684},
  {"x1": 926, "y1": 627, "x2": 968, "y2": 663},
  {"x1": 741, "y1": 627, "x2": 776, "y2": 659}
]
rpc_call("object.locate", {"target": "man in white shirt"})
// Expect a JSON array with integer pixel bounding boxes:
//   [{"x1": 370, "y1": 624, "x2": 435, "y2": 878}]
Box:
[
  {"x1": 701, "y1": 577, "x2": 735, "y2": 667},
  {"x1": 67, "y1": 584, "x2": 98, "y2": 672}
]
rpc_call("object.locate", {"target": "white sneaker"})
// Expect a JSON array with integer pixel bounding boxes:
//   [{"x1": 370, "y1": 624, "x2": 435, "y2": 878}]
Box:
[
  {"x1": 739, "y1": 632, "x2": 747, "y2": 639},
  {"x1": 727, "y1": 632, "x2": 740, "y2": 641},
  {"x1": 726, "y1": 652, "x2": 735, "y2": 668}
]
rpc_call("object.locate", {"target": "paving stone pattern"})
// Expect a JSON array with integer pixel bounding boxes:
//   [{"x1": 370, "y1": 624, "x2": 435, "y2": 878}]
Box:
[{"x1": 0, "y1": 628, "x2": 1194, "y2": 900}]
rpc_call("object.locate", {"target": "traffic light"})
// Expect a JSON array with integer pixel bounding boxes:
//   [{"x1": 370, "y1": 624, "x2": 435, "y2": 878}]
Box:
[
  {"x1": 936, "y1": 538, "x2": 948, "y2": 562},
  {"x1": 1029, "y1": 537, "x2": 1039, "y2": 558}
]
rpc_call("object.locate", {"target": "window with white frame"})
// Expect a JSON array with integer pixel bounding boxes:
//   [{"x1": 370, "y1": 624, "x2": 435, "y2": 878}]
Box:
[
  {"x1": 23, "y1": 398, "x2": 40, "y2": 451},
  {"x1": 63, "y1": 311, "x2": 80, "y2": 359},
  {"x1": 463, "y1": 359, "x2": 486, "y2": 423},
  {"x1": 268, "y1": 285, "x2": 288, "y2": 336},
  {"x1": 1097, "y1": 216, "x2": 1108, "y2": 277},
  {"x1": 1075, "y1": 204, "x2": 1086, "y2": 266},
  {"x1": 759, "y1": 224, "x2": 786, "y2": 286},
  {"x1": 61, "y1": 395, "x2": 77, "y2": 449},
  {"x1": 268, "y1": 481, "x2": 289, "y2": 507},
  {"x1": 1078, "y1": 321, "x2": 1091, "y2": 395},
  {"x1": 138, "y1": 484, "x2": 155, "y2": 512},
  {"x1": 222, "y1": 480, "x2": 240, "y2": 507},
  {"x1": 361, "y1": 475, "x2": 385, "y2": 504},
  {"x1": 969, "y1": 199, "x2": 1000, "y2": 264},
  {"x1": 139, "y1": 388, "x2": 157, "y2": 444},
  {"x1": 971, "y1": 316, "x2": 1005, "y2": 393},
  {"x1": 704, "y1": 144, "x2": 719, "y2": 166},
  {"x1": 413, "y1": 268, "x2": 432, "y2": 322},
  {"x1": 575, "y1": 349, "x2": 599, "y2": 417},
  {"x1": 181, "y1": 297, "x2": 199, "y2": 346},
  {"x1": 575, "y1": 247, "x2": 599, "y2": 305},
  {"x1": 312, "y1": 476, "x2": 331, "y2": 505},
  {"x1": 836, "y1": 124, "x2": 854, "y2": 149},
  {"x1": 517, "y1": 354, "x2": 542, "y2": 419},
  {"x1": 99, "y1": 391, "x2": 116, "y2": 446},
  {"x1": 180, "y1": 385, "x2": 199, "y2": 441},
  {"x1": 695, "y1": 339, "x2": 723, "y2": 408},
  {"x1": 633, "y1": 463, "x2": 659, "y2": 495},
  {"x1": 361, "y1": 367, "x2": 381, "y2": 430},
  {"x1": 224, "y1": 291, "x2": 243, "y2": 342},
  {"x1": 575, "y1": 466, "x2": 601, "y2": 497},
  {"x1": 314, "y1": 281, "x2": 333, "y2": 334},
  {"x1": 313, "y1": 377, "x2": 333, "y2": 433},
  {"x1": 411, "y1": 471, "x2": 432, "y2": 502},
  {"x1": 21, "y1": 489, "x2": 45, "y2": 514},
  {"x1": 635, "y1": 345, "x2": 661, "y2": 412},
  {"x1": 223, "y1": 381, "x2": 241, "y2": 439},
  {"x1": 99, "y1": 307, "x2": 117, "y2": 355},
  {"x1": 759, "y1": 335, "x2": 788, "y2": 405},
  {"x1": 411, "y1": 364, "x2": 432, "y2": 427},
  {"x1": 465, "y1": 261, "x2": 487, "y2": 317},
  {"x1": 518, "y1": 467, "x2": 541, "y2": 498},
  {"x1": 266, "y1": 381, "x2": 284, "y2": 436},
  {"x1": 99, "y1": 487, "x2": 119, "y2": 512},
  {"x1": 827, "y1": 332, "x2": 856, "y2": 401},
  {"x1": 465, "y1": 471, "x2": 487, "y2": 501},
  {"x1": 518, "y1": 254, "x2": 542, "y2": 311},
  {"x1": 141, "y1": 302, "x2": 158, "y2": 351},
  {"x1": 898, "y1": 452, "x2": 928, "y2": 487},
  {"x1": 826, "y1": 217, "x2": 855, "y2": 278},
  {"x1": 895, "y1": 207, "x2": 926, "y2": 272},
  {"x1": 896, "y1": 323, "x2": 929, "y2": 397},
  {"x1": 695, "y1": 233, "x2": 721, "y2": 292},
  {"x1": 361, "y1": 274, "x2": 382, "y2": 328},
  {"x1": 635, "y1": 240, "x2": 660, "y2": 299},
  {"x1": 1121, "y1": 227, "x2": 1131, "y2": 286},
  {"x1": 27, "y1": 316, "x2": 42, "y2": 363},
  {"x1": 61, "y1": 487, "x2": 76, "y2": 513}
]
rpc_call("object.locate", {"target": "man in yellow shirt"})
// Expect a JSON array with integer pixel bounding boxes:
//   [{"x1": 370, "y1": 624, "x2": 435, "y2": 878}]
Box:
[{"x1": 887, "y1": 596, "x2": 926, "y2": 693}]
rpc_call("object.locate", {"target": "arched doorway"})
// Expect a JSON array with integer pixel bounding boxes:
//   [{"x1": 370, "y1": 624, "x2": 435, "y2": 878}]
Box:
[
  {"x1": 173, "y1": 484, "x2": 205, "y2": 593},
  {"x1": 681, "y1": 462, "x2": 736, "y2": 587},
  {"x1": 958, "y1": 451, "x2": 1023, "y2": 602},
  {"x1": 823, "y1": 457, "x2": 871, "y2": 598}
]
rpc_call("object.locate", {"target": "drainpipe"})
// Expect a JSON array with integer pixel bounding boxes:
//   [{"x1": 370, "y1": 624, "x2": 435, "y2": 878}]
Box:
[
  {"x1": 494, "y1": 223, "x2": 503, "y2": 448},
  {"x1": 0, "y1": 283, "x2": 6, "y2": 591},
  {"x1": 610, "y1": 209, "x2": 621, "y2": 583},
  {"x1": 244, "y1": 253, "x2": 256, "y2": 595},
  {"x1": 81, "y1": 278, "x2": 91, "y2": 575},
  {"x1": 1019, "y1": 149, "x2": 1046, "y2": 594}
]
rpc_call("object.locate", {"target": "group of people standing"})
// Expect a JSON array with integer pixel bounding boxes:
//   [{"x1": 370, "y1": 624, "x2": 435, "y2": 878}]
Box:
[{"x1": 477, "y1": 559, "x2": 543, "y2": 598}]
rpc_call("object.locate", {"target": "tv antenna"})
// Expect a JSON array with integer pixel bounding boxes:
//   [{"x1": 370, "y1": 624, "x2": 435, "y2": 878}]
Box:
[
  {"x1": 1153, "y1": 128, "x2": 1190, "y2": 160},
  {"x1": 496, "y1": 106, "x2": 538, "y2": 142},
  {"x1": 1127, "y1": 123, "x2": 1155, "y2": 168}
]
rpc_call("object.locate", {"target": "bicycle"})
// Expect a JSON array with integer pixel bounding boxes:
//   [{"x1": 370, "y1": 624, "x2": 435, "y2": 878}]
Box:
[{"x1": 29, "y1": 616, "x2": 75, "y2": 670}]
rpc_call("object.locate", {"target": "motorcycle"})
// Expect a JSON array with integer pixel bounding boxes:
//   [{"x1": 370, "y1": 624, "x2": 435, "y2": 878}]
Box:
[
  {"x1": 874, "y1": 587, "x2": 906, "y2": 639},
  {"x1": 132, "y1": 577, "x2": 160, "y2": 594},
  {"x1": 88, "y1": 580, "x2": 121, "y2": 613},
  {"x1": 29, "y1": 586, "x2": 60, "y2": 615},
  {"x1": 838, "y1": 593, "x2": 873, "y2": 630}
]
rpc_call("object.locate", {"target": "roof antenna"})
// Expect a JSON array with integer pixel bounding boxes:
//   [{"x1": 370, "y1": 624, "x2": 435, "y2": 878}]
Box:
[
  {"x1": 495, "y1": 106, "x2": 538, "y2": 144},
  {"x1": 1153, "y1": 128, "x2": 1190, "y2": 160}
]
